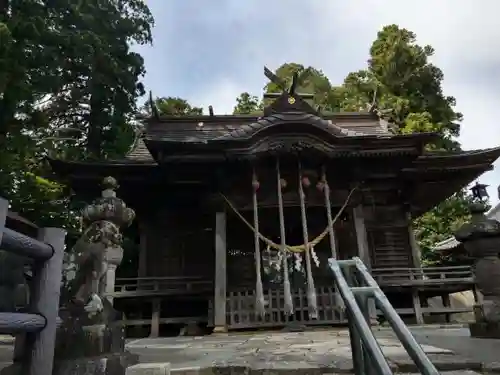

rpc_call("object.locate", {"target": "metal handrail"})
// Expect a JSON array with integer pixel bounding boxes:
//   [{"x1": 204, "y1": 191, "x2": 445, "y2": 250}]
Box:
[
  {"x1": 0, "y1": 197, "x2": 66, "y2": 375},
  {"x1": 328, "y1": 257, "x2": 440, "y2": 375}
]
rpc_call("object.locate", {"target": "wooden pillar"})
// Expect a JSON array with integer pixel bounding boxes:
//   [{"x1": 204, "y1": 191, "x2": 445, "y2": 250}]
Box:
[
  {"x1": 407, "y1": 212, "x2": 422, "y2": 269},
  {"x1": 412, "y1": 289, "x2": 424, "y2": 324},
  {"x1": 352, "y1": 204, "x2": 377, "y2": 323},
  {"x1": 213, "y1": 211, "x2": 227, "y2": 333},
  {"x1": 441, "y1": 294, "x2": 451, "y2": 323},
  {"x1": 352, "y1": 205, "x2": 371, "y2": 268},
  {"x1": 138, "y1": 221, "x2": 148, "y2": 279},
  {"x1": 26, "y1": 228, "x2": 66, "y2": 375},
  {"x1": 150, "y1": 297, "x2": 161, "y2": 338}
]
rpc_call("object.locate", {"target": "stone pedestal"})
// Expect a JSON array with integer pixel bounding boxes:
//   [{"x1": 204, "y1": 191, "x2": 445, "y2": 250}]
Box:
[
  {"x1": 469, "y1": 321, "x2": 500, "y2": 339},
  {"x1": 469, "y1": 304, "x2": 500, "y2": 339},
  {"x1": 52, "y1": 305, "x2": 138, "y2": 375},
  {"x1": 53, "y1": 352, "x2": 138, "y2": 375}
]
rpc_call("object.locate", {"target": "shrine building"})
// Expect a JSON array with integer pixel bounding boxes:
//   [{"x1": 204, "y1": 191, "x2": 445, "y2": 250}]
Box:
[{"x1": 49, "y1": 68, "x2": 500, "y2": 335}]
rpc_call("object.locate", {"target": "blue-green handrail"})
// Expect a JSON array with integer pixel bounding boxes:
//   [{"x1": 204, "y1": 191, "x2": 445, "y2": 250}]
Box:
[{"x1": 328, "y1": 257, "x2": 440, "y2": 375}]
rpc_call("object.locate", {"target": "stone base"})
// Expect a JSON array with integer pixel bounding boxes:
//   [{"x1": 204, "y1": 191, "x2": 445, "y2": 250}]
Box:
[
  {"x1": 53, "y1": 351, "x2": 139, "y2": 375},
  {"x1": 0, "y1": 352, "x2": 138, "y2": 375},
  {"x1": 469, "y1": 321, "x2": 500, "y2": 339},
  {"x1": 212, "y1": 326, "x2": 227, "y2": 334}
]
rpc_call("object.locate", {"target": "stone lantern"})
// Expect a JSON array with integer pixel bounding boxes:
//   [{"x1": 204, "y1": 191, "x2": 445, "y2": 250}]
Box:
[
  {"x1": 454, "y1": 182, "x2": 500, "y2": 338},
  {"x1": 81, "y1": 176, "x2": 135, "y2": 303}
]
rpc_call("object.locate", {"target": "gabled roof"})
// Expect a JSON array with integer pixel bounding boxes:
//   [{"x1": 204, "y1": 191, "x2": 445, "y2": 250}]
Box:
[{"x1": 128, "y1": 110, "x2": 394, "y2": 162}]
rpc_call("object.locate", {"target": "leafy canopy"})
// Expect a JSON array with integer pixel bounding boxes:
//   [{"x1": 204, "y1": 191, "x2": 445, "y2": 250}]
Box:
[{"x1": 0, "y1": 0, "x2": 153, "y2": 238}]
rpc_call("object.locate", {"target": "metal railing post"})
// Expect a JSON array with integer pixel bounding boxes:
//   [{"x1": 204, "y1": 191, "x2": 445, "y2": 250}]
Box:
[
  {"x1": 329, "y1": 259, "x2": 393, "y2": 375},
  {"x1": 344, "y1": 267, "x2": 365, "y2": 375}
]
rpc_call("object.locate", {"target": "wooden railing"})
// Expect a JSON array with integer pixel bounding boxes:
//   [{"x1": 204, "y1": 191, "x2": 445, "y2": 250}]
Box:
[
  {"x1": 110, "y1": 276, "x2": 213, "y2": 298},
  {"x1": 372, "y1": 266, "x2": 473, "y2": 287},
  {"x1": 112, "y1": 266, "x2": 474, "y2": 298},
  {"x1": 0, "y1": 197, "x2": 66, "y2": 375}
]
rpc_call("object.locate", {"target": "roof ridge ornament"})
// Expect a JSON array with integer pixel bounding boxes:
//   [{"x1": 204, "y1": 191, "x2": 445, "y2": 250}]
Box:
[
  {"x1": 263, "y1": 66, "x2": 314, "y2": 101},
  {"x1": 262, "y1": 66, "x2": 317, "y2": 116}
]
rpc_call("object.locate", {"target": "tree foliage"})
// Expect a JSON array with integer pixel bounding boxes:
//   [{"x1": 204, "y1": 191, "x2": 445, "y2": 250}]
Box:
[
  {"x1": 0, "y1": 0, "x2": 153, "y2": 238},
  {"x1": 154, "y1": 97, "x2": 203, "y2": 116},
  {"x1": 233, "y1": 92, "x2": 262, "y2": 115}
]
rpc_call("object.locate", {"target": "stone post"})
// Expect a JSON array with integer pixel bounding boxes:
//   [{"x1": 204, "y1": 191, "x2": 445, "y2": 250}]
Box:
[
  {"x1": 454, "y1": 202, "x2": 500, "y2": 339},
  {"x1": 104, "y1": 248, "x2": 123, "y2": 305}
]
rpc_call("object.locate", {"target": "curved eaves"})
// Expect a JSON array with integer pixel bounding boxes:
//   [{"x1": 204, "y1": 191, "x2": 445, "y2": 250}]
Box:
[{"x1": 215, "y1": 112, "x2": 370, "y2": 141}]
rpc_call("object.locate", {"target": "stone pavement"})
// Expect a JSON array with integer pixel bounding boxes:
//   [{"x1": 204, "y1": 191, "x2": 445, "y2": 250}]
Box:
[
  {"x1": 125, "y1": 329, "x2": 487, "y2": 374},
  {"x1": 2, "y1": 328, "x2": 500, "y2": 374}
]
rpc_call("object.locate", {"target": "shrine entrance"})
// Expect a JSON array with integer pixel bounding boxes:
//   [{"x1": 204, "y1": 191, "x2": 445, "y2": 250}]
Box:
[{"x1": 224, "y1": 201, "x2": 355, "y2": 329}]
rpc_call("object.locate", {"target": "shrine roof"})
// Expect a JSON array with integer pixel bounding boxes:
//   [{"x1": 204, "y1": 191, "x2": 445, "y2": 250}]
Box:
[
  {"x1": 46, "y1": 66, "x2": 500, "y2": 216},
  {"x1": 125, "y1": 110, "x2": 395, "y2": 163}
]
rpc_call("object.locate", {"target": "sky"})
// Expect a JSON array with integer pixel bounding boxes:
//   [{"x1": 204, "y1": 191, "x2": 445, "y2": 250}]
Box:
[{"x1": 135, "y1": 0, "x2": 500, "y2": 203}]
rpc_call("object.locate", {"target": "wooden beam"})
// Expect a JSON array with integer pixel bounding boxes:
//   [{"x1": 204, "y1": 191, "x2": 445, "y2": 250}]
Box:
[
  {"x1": 352, "y1": 205, "x2": 371, "y2": 268},
  {"x1": 150, "y1": 298, "x2": 161, "y2": 338},
  {"x1": 213, "y1": 211, "x2": 227, "y2": 333},
  {"x1": 352, "y1": 205, "x2": 377, "y2": 324},
  {"x1": 407, "y1": 212, "x2": 422, "y2": 268},
  {"x1": 138, "y1": 220, "x2": 148, "y2": 279},
  {"x1": 0, "y1": 313, "x2": 46, "y2": 333},
  {"x1": 26, "y1": 227, "x2": 66, "y2": 375},
  {"x1": 412, "y1": 290, "x2": 424, "y2": 324}
]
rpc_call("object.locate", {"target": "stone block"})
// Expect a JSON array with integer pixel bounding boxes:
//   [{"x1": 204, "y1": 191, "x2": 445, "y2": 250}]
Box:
[
  {"x1": 388, "y1": 354, "x2": 482, "y2": 373},
  {"x1": 126, "y1": 363, "x2": 171, "y2": 375},
  {"x1": 469, "y1": 321, "x2": 500, "y2": 338}
]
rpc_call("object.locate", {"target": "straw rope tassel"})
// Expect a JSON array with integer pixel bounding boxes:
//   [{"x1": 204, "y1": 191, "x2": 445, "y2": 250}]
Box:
[
  {"x1": 321, "y1": 166, "x2": 345, "y2": 310},
  {"x1": 252, "y1": 168, "x2": 266, "y2": 318},
  {"x1": 297, "y1": 160, "x2": 318, "y2": 319},
  {"x1": 219, "y1": 188, "x2": 357, "y2": 254},
  {"x1": 276, "y1": 158, "x2": 294, "y2": 316}
]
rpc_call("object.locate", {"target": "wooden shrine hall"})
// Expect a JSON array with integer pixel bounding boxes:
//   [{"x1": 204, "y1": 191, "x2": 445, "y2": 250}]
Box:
[{"x1": 49, "y1": 67, "x2": 500, "y2": 335}]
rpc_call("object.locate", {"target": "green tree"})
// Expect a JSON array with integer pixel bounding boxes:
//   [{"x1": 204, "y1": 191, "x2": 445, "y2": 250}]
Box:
[
  {"x1": 154, "y1": 97, "x2": 203, "y2": 116},
  {"x1": 358, "y1": 25, "x2": 472, "y2": 264},
  {"x1": 341, "y1": 25, "x2": 461, "y2": 151},
  {"x1": 45, "y1": 0, "x2": 154, "y2": 161},
  {"x1": 233, "y1": 92, "x2": 263, "y2": 115},
  {"x1": 0, "y1": 0, "x2": 153, "y2": 236}
]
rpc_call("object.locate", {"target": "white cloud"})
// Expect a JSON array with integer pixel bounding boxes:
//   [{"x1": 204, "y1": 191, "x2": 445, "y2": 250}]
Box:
[{"x1": 189, "y1": 79, "x2": 245, "y2": 115}]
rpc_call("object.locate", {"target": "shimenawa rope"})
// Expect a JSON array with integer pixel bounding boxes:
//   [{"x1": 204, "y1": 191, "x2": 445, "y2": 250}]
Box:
[{"x1": 220, "y1": 186, "x2": 357, "y2": 253}]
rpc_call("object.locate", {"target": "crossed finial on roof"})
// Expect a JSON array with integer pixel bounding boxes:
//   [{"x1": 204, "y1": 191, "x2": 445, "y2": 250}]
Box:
[{"x1": 263, "y1": 66, "x2": 314, "y2": 101}]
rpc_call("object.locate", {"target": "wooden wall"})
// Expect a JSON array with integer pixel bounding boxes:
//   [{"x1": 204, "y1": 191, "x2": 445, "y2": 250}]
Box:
[
  {"x1": 364, "y1": 205, "x2": 413, "y2": 268},
  {"x1": 141, "y1": 207, "x2": 214, "y2": 280}
]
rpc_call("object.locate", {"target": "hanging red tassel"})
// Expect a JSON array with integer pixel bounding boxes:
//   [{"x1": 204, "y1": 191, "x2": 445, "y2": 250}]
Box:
[{"x1": 302, "y1": 176, "x2": 311, "y2": 188}]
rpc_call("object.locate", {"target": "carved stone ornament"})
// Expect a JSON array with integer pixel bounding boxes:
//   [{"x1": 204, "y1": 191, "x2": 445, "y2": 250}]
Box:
[
  {"x1": 454, "y1": 202, "x2": 500, "y2": 325},
  {"x1": 82, "y1": 176, "x2": 135, "y2": 229}
]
